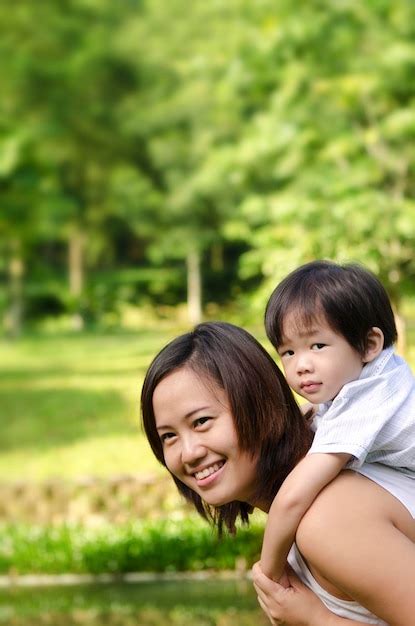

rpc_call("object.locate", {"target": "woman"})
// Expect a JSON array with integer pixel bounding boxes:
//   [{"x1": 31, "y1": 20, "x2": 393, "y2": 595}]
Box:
[{"x1": 141, "y1": 322, "x2": 415, "y2": 625}]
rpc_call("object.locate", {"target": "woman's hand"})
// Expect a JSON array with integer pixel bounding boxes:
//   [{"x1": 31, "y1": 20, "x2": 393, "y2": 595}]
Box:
[{"x1": 252, "y1": 561, "x2": 331, "y2": 626}]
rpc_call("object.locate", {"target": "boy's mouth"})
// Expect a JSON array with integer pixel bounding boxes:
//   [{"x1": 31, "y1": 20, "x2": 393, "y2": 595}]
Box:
[{"x1": 301, "y1": 381, "x2": 322, "y2": 393}]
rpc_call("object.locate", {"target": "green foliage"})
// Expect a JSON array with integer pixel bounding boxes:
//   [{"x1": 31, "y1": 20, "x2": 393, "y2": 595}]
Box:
[
  {"x1": 1, "y1": 0, "x2": 415, "y2": 325},
  {"x1": 0, "y1": 517, "x2": 264, "y2": 575},
  {"x1": 183, "y1": 0, "x2": 415, "y2": 310}
]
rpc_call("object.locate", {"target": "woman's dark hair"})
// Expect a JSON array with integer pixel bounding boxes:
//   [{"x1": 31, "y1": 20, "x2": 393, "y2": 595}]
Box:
[
  {"x1": 265, "y1": 260, "x2": 397, "y2": 356},
  {"x1": 141, "y1": 321, "x2": 312, "y2": 534}
]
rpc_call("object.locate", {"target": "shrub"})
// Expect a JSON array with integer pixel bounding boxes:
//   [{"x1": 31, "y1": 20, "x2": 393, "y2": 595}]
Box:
[{"x1": 0, "y1": 516, "x2": 264, "y2": 575}]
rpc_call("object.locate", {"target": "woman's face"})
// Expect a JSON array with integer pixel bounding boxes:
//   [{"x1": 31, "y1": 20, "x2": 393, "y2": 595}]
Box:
[{"x1": 153, "y1": 367, "x2": 259, "y2": 508}]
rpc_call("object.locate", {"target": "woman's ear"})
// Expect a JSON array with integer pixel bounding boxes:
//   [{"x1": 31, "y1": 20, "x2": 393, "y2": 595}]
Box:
[{"x1": 363, "y1": 327, "x2": 384, "y2": 363}]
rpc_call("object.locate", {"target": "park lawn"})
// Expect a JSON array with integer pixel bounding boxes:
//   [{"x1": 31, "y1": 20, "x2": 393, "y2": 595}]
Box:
[
  {"x1": 1, "y1": 323, "x2": 414, "y2": 483},
  {"x1": 0, "y1": 329, "x2": 181, "y2": 482}
]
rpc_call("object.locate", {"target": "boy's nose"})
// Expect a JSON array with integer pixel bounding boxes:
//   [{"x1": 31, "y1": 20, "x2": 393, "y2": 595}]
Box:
[{"x1": 296, "y1": 354, "x2": 314, "y2": 374}]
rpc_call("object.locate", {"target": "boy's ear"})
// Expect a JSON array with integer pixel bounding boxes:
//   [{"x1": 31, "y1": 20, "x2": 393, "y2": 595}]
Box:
[{"x1": 363, "y1": 327, "x2": 384, "y2": 363}]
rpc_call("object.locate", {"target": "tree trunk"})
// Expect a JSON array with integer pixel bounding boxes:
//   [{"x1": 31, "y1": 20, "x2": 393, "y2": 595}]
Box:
[
  {"x1": 68, "y1": 229, "x2": 85, "y2": 331},
  {"x1": 187, "y1": 248, "x2": 202, "y2": 325},
  {"x1": 210, "y1": 242, "x2": 224, "y2": 272},
  {"x1": 4, "y1": 238, "x2": 24, "y2": 338}
]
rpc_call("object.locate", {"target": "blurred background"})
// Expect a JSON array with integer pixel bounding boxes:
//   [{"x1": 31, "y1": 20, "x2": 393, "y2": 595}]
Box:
[{"x1": 1, "y1": 0, "x2": 415, "y2": 624}]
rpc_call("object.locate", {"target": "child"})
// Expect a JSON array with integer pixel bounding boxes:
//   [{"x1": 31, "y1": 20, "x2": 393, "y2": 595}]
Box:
[{"x1": 260, "y1": 259, "x2": 415, "y2": 585}]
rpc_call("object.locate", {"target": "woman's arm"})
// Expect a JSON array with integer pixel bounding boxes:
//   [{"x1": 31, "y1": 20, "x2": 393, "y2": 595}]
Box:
[
  {"x1": 253, "y1": 563, "x2": 370, "y2": 626},
  {"x1": 296, "y1": 471, "x2": 415, "y2": 626}
]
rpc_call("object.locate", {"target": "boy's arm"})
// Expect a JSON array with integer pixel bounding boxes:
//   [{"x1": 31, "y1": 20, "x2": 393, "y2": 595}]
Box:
[{"x1": 260, "y1": 452, "x2": 351, "y2": 581}]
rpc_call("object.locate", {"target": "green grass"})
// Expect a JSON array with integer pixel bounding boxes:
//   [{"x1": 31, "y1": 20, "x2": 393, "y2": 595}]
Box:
[
  {"x1": 1, "y1": 323, "x2": 414, "y2": 483},
  {"x1": 0, "y1": 516, "x2": 265, "y2": 574},
  {"x1": 0, "y1": 329, "x2": 181, "y2": 481}
]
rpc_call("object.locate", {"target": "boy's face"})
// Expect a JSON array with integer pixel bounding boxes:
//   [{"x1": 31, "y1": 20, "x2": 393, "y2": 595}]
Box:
[{"x1": 277, "y1": 312, "x2": 364, "y2": 404}]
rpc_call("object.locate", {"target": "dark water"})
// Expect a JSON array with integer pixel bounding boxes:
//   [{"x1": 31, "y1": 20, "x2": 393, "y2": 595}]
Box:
[{"x1": 0, "y1": 579, "x2": 268, "y2": 626}]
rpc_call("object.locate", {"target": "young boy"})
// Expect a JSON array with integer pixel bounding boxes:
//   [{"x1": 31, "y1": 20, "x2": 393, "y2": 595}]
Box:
[{"x1": 260, "y1": 260, "x2": 415, "y2": 585}]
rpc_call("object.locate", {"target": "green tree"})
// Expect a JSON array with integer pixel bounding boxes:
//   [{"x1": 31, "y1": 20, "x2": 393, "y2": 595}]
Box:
[
  {"x1": 0, "y1": 0, "x2": 161, "y2": 328},
  {"x1": 2, "y1": 0, "x2": 415, "y2": 330},
  {"x1": 176, "y1": 1, "x2": 415, "y2": 325},
  {"x1": 0, "y1": 129, "x2": 47, "y2": 335},
  {"x1": 117, "y1": 0, "x2": 277, "y2": 321}
]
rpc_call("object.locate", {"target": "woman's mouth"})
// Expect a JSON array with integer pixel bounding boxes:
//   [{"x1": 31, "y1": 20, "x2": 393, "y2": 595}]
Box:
[{"x1": 194, "y1": 461, "x2": 225, "y2": 485}]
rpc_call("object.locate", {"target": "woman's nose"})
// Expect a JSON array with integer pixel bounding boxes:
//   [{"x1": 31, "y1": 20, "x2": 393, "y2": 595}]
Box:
[{"x1": 180, "y1": 434, "x2": 206, "y2": 465}]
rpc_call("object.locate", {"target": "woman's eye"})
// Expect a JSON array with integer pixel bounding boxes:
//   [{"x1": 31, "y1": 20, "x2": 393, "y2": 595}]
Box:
[
  {"x1": 160, "y1": 432, "x2": 176, "y2": 444},
  {"x1": 194, "y1": 416, "x2": 211, "y2": 428}
]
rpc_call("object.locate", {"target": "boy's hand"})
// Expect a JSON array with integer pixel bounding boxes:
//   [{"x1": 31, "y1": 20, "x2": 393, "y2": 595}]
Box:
[{"x1": 300, "y1": 402, "x2": 316, "y2": 421}]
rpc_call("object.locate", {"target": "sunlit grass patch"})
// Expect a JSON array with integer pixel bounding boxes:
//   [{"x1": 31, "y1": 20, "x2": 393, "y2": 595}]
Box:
[
  {"x1": 0, "y1": 330, "x2": 176, "y2": 481},
  {"x1": 1, "y1": 323, "x2": 414, "y2": 482}
]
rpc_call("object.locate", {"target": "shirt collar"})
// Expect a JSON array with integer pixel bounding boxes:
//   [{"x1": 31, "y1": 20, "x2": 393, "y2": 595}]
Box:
[{"x1": 359, "y1": 346, "x2": 394, "y2": 380}]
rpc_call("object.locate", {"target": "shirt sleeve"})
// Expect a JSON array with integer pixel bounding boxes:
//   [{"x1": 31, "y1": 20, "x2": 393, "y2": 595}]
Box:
[{"x1": 308, "y1": 360, "x2": 414, "y2": 467}]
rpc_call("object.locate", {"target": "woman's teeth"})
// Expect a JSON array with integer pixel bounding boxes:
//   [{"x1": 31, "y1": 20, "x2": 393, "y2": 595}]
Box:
[{"x1": 195, "y1": 462, "x2": 222, "y2": 480}]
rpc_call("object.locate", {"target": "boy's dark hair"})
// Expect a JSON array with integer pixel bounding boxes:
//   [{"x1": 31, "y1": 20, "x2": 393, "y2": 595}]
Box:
[
  {"x1": 265, "y1": 260, "x2": 397, "y2": 356},
  {"x1": 141, "y1": 321, "x2": 312, "y2": 534}
]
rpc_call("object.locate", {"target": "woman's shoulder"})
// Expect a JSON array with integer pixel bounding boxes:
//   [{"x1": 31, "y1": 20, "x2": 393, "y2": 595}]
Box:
[
  {"x1": 297, "y1": 468, "x2": 413, "y2": 549},
  {"x1": 294, "y1": 468, "x2": 415, "y2": 622}
]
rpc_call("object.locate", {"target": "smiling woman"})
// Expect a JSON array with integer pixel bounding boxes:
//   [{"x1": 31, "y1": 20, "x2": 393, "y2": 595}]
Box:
[{"x1": 141, "y1": 321, "x2": 309, "y2": 533}]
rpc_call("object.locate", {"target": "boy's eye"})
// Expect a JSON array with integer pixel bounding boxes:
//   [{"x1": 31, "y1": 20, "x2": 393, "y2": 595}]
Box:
[
  {"x1": 280, "y1": 349, "x2": 294, "y2": 357},
  {"x1": 311, "y1": 343, "x2": 326, "y2": 350}
]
